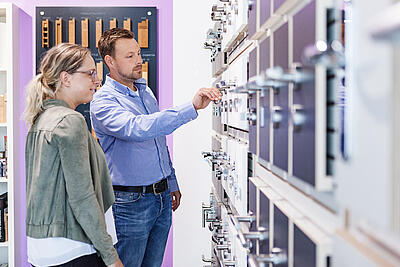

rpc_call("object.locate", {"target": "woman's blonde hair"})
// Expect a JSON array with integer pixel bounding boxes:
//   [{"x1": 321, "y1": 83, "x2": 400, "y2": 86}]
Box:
[{"x1": 23, "y1": 43, "x2": 90, "y2": 125}]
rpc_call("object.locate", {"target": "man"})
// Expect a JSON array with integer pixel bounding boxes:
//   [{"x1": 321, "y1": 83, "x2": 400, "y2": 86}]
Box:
[{"x1": 90, "y1": 28, "x2": 221, "y2": 266}]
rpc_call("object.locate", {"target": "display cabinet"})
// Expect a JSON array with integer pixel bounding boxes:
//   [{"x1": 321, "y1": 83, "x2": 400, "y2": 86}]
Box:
[
  {"x1": 0, "y1": 3, "x2": 25, "y2": 266},
  {"x1": 202, "y1": 0, "x2": 400, "y2": 266}
]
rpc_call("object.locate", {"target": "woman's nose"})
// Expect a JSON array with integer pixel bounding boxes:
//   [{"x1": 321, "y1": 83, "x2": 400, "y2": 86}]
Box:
[{"x1": 94, "y1": 75, "x2": 101, "y2": 86}]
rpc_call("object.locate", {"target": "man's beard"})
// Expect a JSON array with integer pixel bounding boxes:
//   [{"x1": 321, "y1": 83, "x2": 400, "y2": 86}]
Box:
[
  {"x1": 120, "y1": 69, "x2": 142, "y2": 81},
  {"x1": 115, "y1": 61, "x2": 142, "y2": 81}
]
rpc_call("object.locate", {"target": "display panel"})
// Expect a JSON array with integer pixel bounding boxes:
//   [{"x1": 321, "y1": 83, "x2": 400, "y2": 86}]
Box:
[{"x1": 36, "y1": 7, "x2": 157, "y2": 130}]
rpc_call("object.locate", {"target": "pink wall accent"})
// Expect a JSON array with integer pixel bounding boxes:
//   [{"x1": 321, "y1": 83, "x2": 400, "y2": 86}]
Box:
[
  {"x1": 0, "y1": 0, "x2": 174, "y2": 266},
  {"x1": 15, "y1": 8, "x2": 31, "y2": 267}
]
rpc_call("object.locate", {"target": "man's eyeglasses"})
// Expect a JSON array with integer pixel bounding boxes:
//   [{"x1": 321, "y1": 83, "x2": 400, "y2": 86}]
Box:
[{"x1": 74, "y1": 69, "x2": 99, "y2": 82}]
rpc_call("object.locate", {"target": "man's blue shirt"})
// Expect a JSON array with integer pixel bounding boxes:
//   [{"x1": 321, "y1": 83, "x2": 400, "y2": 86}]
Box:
[{"x1": 90, "y1": 75, "x2": 198, "y2": 192}]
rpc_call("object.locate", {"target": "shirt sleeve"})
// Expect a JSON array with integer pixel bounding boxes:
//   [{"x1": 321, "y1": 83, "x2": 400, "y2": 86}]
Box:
[
  {"x1": 53, "y1": 114, "x2": 118, "y2": 266},
  {"x1": 90, "y1": 95, "x2": 198, "y2": 142},
  {"x1": 165, "y1": 146, "x2": 179, "y2": 192}
]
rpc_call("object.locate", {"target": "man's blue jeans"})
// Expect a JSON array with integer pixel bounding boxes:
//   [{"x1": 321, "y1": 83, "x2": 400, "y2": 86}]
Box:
[{"x1": 112, "y1": 188, "x2": 172, "y2": 267}]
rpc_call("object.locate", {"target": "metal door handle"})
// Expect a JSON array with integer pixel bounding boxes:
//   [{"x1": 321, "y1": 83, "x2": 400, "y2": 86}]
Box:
[
  {"x1": 236, "y1": 226, "x2": 269, "y2": 249},
  {"x1": 247, "y1": 247, "x2": 288, "y2": 266},
  {"x1": 243, "y1": 227, "x2": 269, "y2": 241},
  {"x1": 271, "y1": 107, "x2": 282, "y2": 129},
  {"x1": 291, "y1": 104, "x2": 306, "y2": 131},
  {"x1": 246, "y1": 108, "x2": 257, "y2": 125},
  {"x1": 264, "y1": 66, "x2": 314, "y2": 85},
  {"x1": 248, "y1": 0, "x2": 255, "y2": 11},
  {"x1": 223, "y1": 260, "x2": 236, "y2": 266},
  {"x1": 207, "y1": 29, "x2": 221, "y2": 39},
  {"x1": 208, "y1": 221, "x2": 222, "y2": 232},
  {"x1": 212, "y1": 4, "x2": 226, "y2": 13},
  {"x1": 233, "y1": 98, "x2": 239, "y2": 112},
  {"x1": 260, "y1": 106, "x2": 265, "y2": 127},
  {"x1": 204, "y1": 42, "x2": 215, "y2": 50},
  {"x1": 234, "y1": 214, "x2": 256, "y2": 224},
  {"x1": 236, "y1": 230, "x2": 252, "y2": 249},
  {"x1": 230, "y1": 79, "x2": 273, "y2": 94},
  {"x1": 303, "y1": 40, "x2": 345, "y2": 68},
  {"x1": 211, "y1": 13, "x2": 225, "y2": 22},
  {"x1": 202, "y1": 202, "x2": 212, "y2": 228},
  {"x1": 214, "y1": 232, "x2": 227, "y2": 239},
  {"x1": 212, "y1": 235, "x2": 220, "y2": 244},
  {"x1": 220, "y1": 80, "x2": 237, "y2": 90},
  {"x1": 216, "y1": 170, "x2": 222, "y2": 179},
  {"x1": 202, "y1": 255, "x2": 215, "y2": 263},
  {"x1": 216, "y1": 243, "x2": 231, "y2": 252},
  {"x1": 202, "y1": 151, "x2": 213, "y2": 158}
]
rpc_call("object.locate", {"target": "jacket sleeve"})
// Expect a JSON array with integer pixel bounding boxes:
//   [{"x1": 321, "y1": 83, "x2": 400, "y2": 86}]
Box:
[
  {"x1": 90, "y1": 95, "x2": 198, "y2": 142},
  {"x1": 54, "y1": 114, "x2": 118, "y2": 266}
]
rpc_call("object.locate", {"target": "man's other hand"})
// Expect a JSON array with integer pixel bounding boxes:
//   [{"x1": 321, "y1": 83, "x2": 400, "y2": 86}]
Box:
[
  {"x1": 171, "y1": 191, "x2": 182, "y2": 211},
  {"x1": 192, "y1": 87, "x2": 222, "y2": 110}
]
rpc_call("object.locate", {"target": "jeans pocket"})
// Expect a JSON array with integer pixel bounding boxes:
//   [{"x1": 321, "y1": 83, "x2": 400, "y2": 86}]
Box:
[{"x1": 114, "y1": 191, "x2": 141, "y2": 204}]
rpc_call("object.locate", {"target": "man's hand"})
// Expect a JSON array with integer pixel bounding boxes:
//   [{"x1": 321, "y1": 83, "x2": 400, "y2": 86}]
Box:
[
  {"x1": 192, "y1": 88, "x2": 222, "y2": 110},
  {"x1": 108, "y1": 258, "x2": 124, "y2": 267},
  {"x1": 171, "y1": 191, "x2": 182, "y2": 211}
]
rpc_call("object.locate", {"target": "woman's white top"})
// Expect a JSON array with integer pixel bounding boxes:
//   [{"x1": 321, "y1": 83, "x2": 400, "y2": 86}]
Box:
[{"x1": 27, "y1": 208, "x2": 117, "y2": 267}]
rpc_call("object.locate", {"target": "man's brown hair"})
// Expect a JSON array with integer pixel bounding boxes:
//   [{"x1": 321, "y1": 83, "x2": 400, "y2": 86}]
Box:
[{"x1": 98, "y1": 28, "x2": 135, "y2": 65}]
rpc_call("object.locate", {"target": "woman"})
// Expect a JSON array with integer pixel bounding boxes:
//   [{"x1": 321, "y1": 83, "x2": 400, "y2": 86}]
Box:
[{"x1": 24, "y1": 43, "x2": 123, "y2": 267}]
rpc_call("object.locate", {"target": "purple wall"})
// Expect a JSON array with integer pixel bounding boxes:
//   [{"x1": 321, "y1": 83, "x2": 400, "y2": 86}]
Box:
[
  {"x1": 15, "y1": 8, "x2": 31, "y2": 267},
  {"x1": 0, "y1": 0, "x2": 174, "y2": 266}
]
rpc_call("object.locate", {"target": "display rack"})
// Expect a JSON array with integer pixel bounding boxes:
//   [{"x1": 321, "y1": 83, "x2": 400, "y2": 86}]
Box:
[
  {"x1": 201, "y1": 0, "x2": 400, "y2": 266},
  {"x1": 0, "y1": 3, "x2": 22, "y2": 265}
]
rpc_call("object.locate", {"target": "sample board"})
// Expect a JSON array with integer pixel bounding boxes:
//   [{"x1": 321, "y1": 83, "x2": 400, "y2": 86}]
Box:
[{"x1": 36, "y1": 7, "x2": 158, "y2": 130}]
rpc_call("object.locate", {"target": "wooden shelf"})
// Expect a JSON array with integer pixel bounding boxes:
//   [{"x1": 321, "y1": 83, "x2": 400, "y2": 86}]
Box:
[
  {"x1": 0, "y1": 123, "x2": 6, "y2": 127},
  {"x1": 0, "y1": 242, "x2": 8, "y2": 247},
  {"x1": 0, "y1": 178, "x2": 7, "y2": 183}
]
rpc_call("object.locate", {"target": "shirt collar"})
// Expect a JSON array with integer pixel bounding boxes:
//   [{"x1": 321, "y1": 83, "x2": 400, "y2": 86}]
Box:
[
  {"x1": 43, "y1": 99, "x2": 70, "y2": 110},
  {"x1": 104, "y1": 75, "x2": 147, "y2": 97}
]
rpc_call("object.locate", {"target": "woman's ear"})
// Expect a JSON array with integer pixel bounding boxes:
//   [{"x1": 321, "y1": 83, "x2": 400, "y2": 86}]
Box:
[{"x1": 59, "y1": 71, "x2": 71, "y2": 87}]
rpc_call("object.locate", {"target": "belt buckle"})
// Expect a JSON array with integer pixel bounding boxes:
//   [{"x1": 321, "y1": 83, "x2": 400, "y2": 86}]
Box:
[{"x1": 153, "y1": 182, "x2": 161, "y2": 195}]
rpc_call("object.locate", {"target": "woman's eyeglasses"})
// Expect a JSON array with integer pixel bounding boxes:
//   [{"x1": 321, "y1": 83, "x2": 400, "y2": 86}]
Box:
[{"x1": 74, "y1": 69, "x2": 99, "y2": 82}]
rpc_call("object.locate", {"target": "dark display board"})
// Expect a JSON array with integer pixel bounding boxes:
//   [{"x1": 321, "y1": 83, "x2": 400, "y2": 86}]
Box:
[
  {"x1": 36, "y1": 6, "x2": 157, "y2": 130},
  {"x1": 292, "y1": 1, "x2": 316, "y2": 186},
  {"x1": 294, "y1": 225, "x2": 316, "y2": 267},
  {"x1": 273, "y1": 206, "x2": 289, "y2": 267}
]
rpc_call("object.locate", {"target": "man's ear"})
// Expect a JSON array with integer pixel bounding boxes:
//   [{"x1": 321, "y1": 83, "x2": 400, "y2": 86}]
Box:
[
  {"x1": 104, "y1": 55, "x2": 113, "y2": 69},
  {"x1": 59, "y1": 71, "x2": 71, "y2": 87}
]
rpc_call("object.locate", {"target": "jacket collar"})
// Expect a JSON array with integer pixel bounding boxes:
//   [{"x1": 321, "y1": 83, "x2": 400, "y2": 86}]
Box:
[{"x1": 43, "y1": 99, "x2": 70, "y2": 110}]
